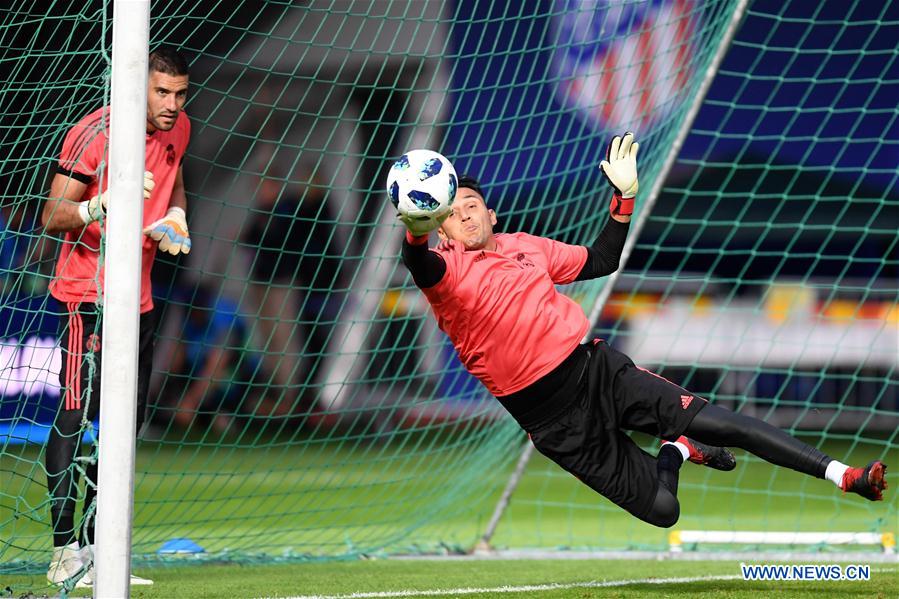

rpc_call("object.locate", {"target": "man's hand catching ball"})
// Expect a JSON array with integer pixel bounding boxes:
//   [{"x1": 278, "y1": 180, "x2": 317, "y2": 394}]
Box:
[{"x1": 398, "y1": 208, "x2": 451, "y2": 238}]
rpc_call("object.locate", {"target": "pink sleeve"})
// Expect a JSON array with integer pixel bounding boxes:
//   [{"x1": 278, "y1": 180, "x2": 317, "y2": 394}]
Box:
[
  {"x1": 58, "y1": 112, "x2": 107, "y2": 178},
  {"x1": 180, "y1": 113, "x2": 191, "y2": 156},
  {"x1": 532, "y1": 234, "x2": 588, "y2": 285}
]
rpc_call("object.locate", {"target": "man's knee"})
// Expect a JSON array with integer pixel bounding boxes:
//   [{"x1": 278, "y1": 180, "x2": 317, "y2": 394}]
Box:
[
  {"x1": 51, "y1": 408, "x2": 86, "y2": 437},
  {"x1": 640, "y1": 486, "x2": 680, "y2": 528},
  {"x1": 651, "y1": 502, "x2": 680, "y2": 529},
  {"x1": 689, "y1": 403, "x2": 746, "y2": 443}
]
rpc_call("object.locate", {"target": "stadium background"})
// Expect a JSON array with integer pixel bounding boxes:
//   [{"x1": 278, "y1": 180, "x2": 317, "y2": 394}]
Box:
[{"x1": 0, "y1": 0, "x2": 896, "y2": 590}]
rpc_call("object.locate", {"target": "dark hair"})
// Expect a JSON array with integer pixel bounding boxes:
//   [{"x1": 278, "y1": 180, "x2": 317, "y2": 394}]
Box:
[
  {"x1": 458, "y1": 174, "x2": 484, "y2": 198},
  {"x1": 148, "y1": 46, "x2": 189, "y2": 77}
]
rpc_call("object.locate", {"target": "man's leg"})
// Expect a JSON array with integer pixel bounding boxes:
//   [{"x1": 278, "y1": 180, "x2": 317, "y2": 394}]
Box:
[
  {"x1": 46, "y1": 409, "x2": 89, "y2": 549},
  {"x1": 46, "y1": 412, "x2": 90, "y2": 587},
  {"x1": 77, "y1": 309, "x2": 156, "y2": 587},
  {"x1": 569, "y1": 430, "x2": 686, "y2": 529},
  {"x1": 641, "y1": 443, "x2": 684, "y2": 528},
  {"x1": 574, "y1": 341, "x2": 732, "y2": 527},
  {"x1": 46, "y1": 303, "x2": 100, "y2": 586},
  {"x1": 253, "y1": 284, "x2": 302, "y2": 392},
  {"x1": 640, "y1": 435, "x2": 735, "y2": 527},
  {"x1": 685, "y1": 402, "x2": 887, "y2": 500},
  {"x1": 80, "y1": 308, "x2": 156, "y2": 547}
]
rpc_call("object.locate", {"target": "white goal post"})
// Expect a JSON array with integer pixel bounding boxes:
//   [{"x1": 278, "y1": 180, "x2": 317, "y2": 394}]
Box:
[{"x1": 95, "y1": 1, "x2": 150, "y2": 597}]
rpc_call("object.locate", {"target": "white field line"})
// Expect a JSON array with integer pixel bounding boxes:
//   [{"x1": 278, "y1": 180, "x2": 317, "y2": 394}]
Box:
[
  {"x1": 268, "y1": 568, "x2": 899, "y2": 599},
  {"x1": 271, "y1": 573, "x2": 743, "y2": 599}
]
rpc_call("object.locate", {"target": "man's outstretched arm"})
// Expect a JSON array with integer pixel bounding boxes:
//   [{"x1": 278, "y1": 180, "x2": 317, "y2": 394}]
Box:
[
  {"x1": 575, "y1": 132, "x2": 639, "y2": 281},
  {"x1": 402, "y1": 231, "x2": 447, "y2": 289},
  {"x1": 575, "y1": 211, "x2": 629, "y2": 280}
]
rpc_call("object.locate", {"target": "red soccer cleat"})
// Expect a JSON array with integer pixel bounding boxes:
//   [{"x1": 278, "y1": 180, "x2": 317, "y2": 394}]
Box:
[
  {"x1": 841, "y1": 461, "x2": 888, "y2": 501},
  {"x1": 675, "y1": 435, "x2": 736, "y2": 471}
]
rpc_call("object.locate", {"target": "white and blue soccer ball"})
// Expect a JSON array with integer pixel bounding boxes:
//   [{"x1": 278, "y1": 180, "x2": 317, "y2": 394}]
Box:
[{"x1": 387, "y1": 149, "x2": 457, "y2": 226}]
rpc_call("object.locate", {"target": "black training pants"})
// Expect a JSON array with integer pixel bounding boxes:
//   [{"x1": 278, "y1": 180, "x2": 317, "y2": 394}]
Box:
[
  {"x1": 641, "y1": 402, "x2": 832, "y2": 527},
  {"x1": 45, "y1": 303, "x2": 155, "y2": 547}
]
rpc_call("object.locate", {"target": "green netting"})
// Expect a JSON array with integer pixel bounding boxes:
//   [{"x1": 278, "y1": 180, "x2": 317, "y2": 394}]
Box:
[
  {"x1": 491, "y1": 0, "x2": 899, "y2": 550},
  {"x1": 1, "y1": 0, "x2": 896, "y2": 587}
]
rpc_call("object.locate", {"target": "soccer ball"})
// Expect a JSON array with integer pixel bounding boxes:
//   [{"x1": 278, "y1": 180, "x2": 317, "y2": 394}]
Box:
[{"x1": 386, "y1": 149, "x2": 457, "y2": 226}]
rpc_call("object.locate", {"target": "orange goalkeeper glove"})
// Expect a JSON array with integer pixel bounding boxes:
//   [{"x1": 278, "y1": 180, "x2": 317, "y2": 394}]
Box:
[{"x1": 144, "y1": 206, "x2": 191, "y2": 255}]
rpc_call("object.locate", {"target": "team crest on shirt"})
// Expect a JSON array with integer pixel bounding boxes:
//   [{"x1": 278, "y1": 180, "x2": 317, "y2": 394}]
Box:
[
  {"x1": 166, "y1": 143, "x2": 176, "y2": 165},
  {"x1": 515, "y1": 253, "x2": 535, "y2": 268},
  {"x1": 86, "y1": 333, "x2": 101, "y2": 353}
]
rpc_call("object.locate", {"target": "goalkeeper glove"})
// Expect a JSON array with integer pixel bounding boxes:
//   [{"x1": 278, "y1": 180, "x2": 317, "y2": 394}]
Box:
[
  {"x1": 79, "y1": 171, "x2": 155, "y2": 224},
  {"x1": 397, "y1": 208, "x2": 450, "y2": 238},
  {"x1": 144, "y1": 206, "x2": 191, "y2": 255},
  {"x1": 599, "y1": 132, "x2": 639, "y2": 216}
]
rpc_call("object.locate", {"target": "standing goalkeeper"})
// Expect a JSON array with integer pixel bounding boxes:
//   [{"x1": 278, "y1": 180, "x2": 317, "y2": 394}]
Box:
[
  {"x1": 40, "y1": 47, "x2": 193, "y2": 588},
  {"x1": 399, "y1": 132, "x2": 888, "y2": 529}
]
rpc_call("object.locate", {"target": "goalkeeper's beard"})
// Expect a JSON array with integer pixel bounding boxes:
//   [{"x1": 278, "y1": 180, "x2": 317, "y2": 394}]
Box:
[
  {"x1": 456, "y1": 223, "x2": 491, "y2": 251},
  {"x1": 148, "y1": 111, "x2": 178, "y2": 132}
]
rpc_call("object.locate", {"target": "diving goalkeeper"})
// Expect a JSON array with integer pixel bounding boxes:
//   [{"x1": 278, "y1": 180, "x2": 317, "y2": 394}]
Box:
[{"x1": 398, "y1": 132, "x2": 888, "y2": 528}]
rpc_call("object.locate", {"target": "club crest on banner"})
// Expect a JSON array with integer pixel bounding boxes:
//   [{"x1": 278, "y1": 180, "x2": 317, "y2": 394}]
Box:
[{"x1": 551, "y1": 0, "x2": 699, "y2": 132}]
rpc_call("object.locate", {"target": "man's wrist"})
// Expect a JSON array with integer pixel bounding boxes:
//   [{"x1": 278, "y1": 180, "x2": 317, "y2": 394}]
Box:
[
  {"x1": 406, "y1": 230, "x2": 429, "y2": 245},
  {"x1": 609, "y1": 192, "x2": 634, "y2": 217},
  {"x1": 78, "y1": 202, "x2": 93, "y2": 225}
]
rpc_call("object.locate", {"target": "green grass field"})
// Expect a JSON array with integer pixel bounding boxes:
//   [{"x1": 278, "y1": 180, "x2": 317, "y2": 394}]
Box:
[
  {"x1": 1, "y1": 558, "x2": 897, "y2": 598},
  {"x1": 1, "y1": 435, "x2": 896, "y2": 597}
]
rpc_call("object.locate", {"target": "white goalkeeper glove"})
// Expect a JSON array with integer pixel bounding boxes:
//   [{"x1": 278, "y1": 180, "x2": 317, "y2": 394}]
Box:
[
  {"x1": 397, "y1": 208, "x2": 450, "y2": 238},
  {"x1": 599, "y1": 132, "x2": 639, "y2": 216},
  {"x1": 144, "y1": 206, "x2": 191, "y2": 255},
  {"x1": 79, "y1": 171, "x2": 155, "y2": 224}
]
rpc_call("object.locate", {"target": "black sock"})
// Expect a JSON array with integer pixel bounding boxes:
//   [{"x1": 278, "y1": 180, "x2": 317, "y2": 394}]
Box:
[
  {"x1": 51, "y1": 510, "x2": 76, "y2": 548},
  {"x1": 657, "y1": 443, "x2": 684, "y2": 496},
  {"x1": 80, "y1": 460, "x2": 98, "y2": 547}
]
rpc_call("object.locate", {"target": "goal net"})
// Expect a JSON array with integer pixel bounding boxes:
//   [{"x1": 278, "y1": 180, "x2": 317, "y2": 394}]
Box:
[{"x1": 1, "y1": 0, "x2": 895, "y2": 580}]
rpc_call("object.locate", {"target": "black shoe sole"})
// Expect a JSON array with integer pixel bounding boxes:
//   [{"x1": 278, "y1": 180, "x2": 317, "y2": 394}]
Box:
[
  {"x1": 852, "y1": 461, "x2": 888, "y2": 501},
  {"x1": 687, "y1": 438, "x2": 737, "y2": 471}
]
